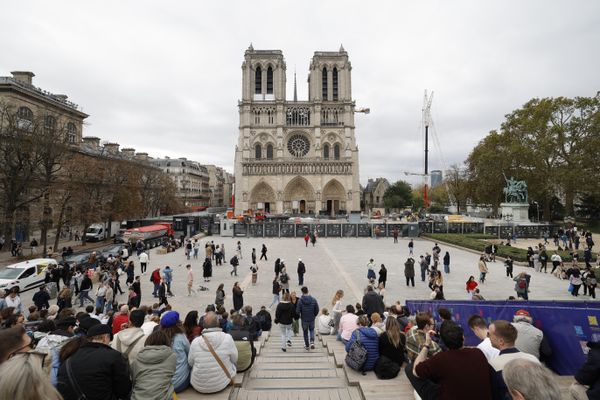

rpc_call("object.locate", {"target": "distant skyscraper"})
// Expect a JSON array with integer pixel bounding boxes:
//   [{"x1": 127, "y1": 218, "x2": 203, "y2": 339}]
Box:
[{"x1": 430, "y1": 170, "x2": 442, "y2": 188}]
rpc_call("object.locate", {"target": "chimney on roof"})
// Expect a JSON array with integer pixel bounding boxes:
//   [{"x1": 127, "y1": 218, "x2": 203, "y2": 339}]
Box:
[
  {"x1": 104, "y1": 143, "x2": 120, "y2": 154},
  {"x1": 121, "y1": 148, "x2": 135, "y2": 158},
  {"x1": 135, "y1": 152, "x2": 149, "y2": 161},
  {"x1": 82, "y1": 136, "x2": 101, "y2": 149},
  {"x1": 11, "y1": 71, "x2": 35, "y2": 85}
]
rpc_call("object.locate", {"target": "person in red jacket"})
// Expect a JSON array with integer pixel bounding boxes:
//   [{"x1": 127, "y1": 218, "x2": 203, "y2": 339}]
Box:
[
  {"x1": 112, "y1": 305, "x2": 130, "y2": 334},
  {"x1": 151, "y1": 268, "x2": 161, "y2": 297}
]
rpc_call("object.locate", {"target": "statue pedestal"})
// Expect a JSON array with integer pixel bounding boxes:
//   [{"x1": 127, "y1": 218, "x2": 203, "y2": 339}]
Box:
[{"x1": 501, "y1": 203, "x2": 530, "y2": 223}]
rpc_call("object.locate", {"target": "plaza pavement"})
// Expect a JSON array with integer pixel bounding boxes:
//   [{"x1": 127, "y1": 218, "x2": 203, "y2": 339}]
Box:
[{"x1": 15, "y1": 236, "x2": 584, "y2": 315}]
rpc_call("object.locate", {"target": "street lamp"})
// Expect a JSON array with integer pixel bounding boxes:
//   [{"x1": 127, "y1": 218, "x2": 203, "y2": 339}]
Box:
[{"x1": 533, "y1": 201, "x2": 540, "y2": 222}]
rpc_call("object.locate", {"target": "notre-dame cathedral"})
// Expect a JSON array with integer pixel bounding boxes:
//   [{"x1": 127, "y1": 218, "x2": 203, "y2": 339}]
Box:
[{"x1": 233, "y1": 45, "x2": 360, "y2": 216}]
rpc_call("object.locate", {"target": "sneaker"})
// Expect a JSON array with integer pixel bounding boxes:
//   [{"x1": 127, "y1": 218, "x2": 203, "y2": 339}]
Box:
[
  {"x1": 281, "y1": 348, "x2": 286, "y2": 352},
  {"x1": 310, "y1": 342, "x2": 315, "y2": 350},
  {"x1": 304, "y1": 346, "x2": 309, "y2": 351},
  {"x1": 286, "y1": 340, "x2": 292, "y2": 347}
]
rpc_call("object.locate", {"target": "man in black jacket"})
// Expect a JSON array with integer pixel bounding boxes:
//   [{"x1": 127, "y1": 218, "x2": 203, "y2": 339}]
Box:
[
  {"x1": 362, "y1": 285, "x2": 385, "y2": 318},
  {"x1": 78, "y1": 274, "x2": 94, "y2": 307},
  {"x1": 32, "y1": 285, "x2": 50, "y2": 310},
  {"x1": 297, "y1": 258, "x2": 306, "y2": 286},
  {"x1": 572, "y1": 341, "x2": 600, "y2": 399},
  {"x1": 57, "y1": 323, "x2": 131, "y2": 400}
]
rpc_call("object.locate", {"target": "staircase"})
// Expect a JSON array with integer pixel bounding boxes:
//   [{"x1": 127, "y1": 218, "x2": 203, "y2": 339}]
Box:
[{"x1": 230, "y1": 334, "x2": 362, "y2": 400}]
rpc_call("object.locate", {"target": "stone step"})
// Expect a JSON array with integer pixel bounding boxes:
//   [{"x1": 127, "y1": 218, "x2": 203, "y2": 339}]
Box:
[
  {"x1": 230, "y1": 387, "x2": 363, "y2": 400},
  {"x1": 249, "y1": 368, "x2": 344, "y2": 379},
  {"x1": 258, "y1": 355, "x2": 331, "y2": 364},
  {"x1": 253, "y1": 361, "x2": 335, "y2": 370},
  {"x1": 244, "y1": 377, "x2": 348, "y2": 390}
]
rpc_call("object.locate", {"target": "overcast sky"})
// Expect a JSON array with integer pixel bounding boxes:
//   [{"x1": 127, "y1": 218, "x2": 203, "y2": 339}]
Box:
[{"x1": 1, "y1": 1, "x2": 599, "y2": 186}]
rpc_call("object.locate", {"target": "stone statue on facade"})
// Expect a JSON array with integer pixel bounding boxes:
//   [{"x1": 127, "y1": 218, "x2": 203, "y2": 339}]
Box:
[{"x1": 502, "y1": 173, "x2": 528, "y2": 203}]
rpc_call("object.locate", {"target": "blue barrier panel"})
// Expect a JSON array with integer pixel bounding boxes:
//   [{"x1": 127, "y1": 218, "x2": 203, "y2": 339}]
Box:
[{"x1": 406, "y1": 300, "x2": 600, "y2": 375}]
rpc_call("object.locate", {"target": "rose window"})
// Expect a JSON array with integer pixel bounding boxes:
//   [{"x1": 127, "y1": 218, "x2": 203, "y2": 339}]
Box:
[{"x1": 287, "y1": 135, "x2": 310, "y2": 157}]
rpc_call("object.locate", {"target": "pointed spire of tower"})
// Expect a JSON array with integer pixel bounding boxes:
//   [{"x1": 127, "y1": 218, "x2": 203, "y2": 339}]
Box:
[
  {"x1": 248, "y1": 42, "x2": 254, "y2": 51},
  {"x1": 339, "y1": 43, "x2": 345, "y2": 52},
  {"x1": 293, "y1": 68, "x2": 298, "y2": 102}
]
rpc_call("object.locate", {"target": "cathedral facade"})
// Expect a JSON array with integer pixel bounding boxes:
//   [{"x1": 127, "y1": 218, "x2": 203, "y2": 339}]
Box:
[{"x1": 233, "y1": 46, "x2": 361, "y2": 216}]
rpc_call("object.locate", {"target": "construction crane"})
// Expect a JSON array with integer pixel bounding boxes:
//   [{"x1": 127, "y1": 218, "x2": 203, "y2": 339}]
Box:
[{"x1": 421, "y1": 90, "x2": 434, "y2": 208}]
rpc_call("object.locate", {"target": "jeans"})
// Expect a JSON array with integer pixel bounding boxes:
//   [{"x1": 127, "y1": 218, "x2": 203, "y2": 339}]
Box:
[
  {"x1": 280, "y1": 324, "x2": 292, "y2": 348},
  {"x1": 480, "y1": 272, "x2": 487, "y2": 283},
  {"x1": 443, "y1": 264, "x2": 450, "y2": 274},
  {"x1": 298, "y1": 273, "x2": 304, "y2": 286},
  {"x1": 95, "y1": 296, "x2": 105, "y2": 311},
  {"x1": 301, "y1": 320, "x2": 315, "y2": 347},
  {"x1": 420, "y1": 267, "x2": 427, "y2": 282},
  {"x1": 270, "y1": 294, "x2": 280, "y2": 307},
  {"x1": 405, "y1": 363, "x2": 440, "y2": 400},
  {"x1": 153, "y1": 283, "x2": 160, "y2": 296},
  {"x1": 79, "y1": 290, "x2": 94, "y2": 307}
]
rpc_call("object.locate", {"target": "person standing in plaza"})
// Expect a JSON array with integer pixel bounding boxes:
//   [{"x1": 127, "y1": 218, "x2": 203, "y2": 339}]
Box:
[
  {"x1": 466, "y1": 276, "x2": 478, "y2": 299},
  {"x1": 139, "y1": 250, "x2": 148, "y2": 275},
  {"x1": 514, "y1": 272, "x2": 530, "y2": 300},
  {"x1": 443, "y1": 251, "x2": 450, "y2": 274},
  {"x1": 250, "y1": 263, "x2": 259, "y2": 285},
  {"x1": 296, "y1": 286, "x2": 319, "y2": 350},
  {"x1": 479, "y1": 255, "x2": 489, "y2": 283},
  {"x1": 310, "y1": 231, "x2": 317, "y2": 246},
  {"x1": 378, "y1": 264, "x2": 387, "y2": 288},
  {"x1": 297, "y1": 258, "x2": 306, "y2": 286},
  {"x1": 260, "y1": 244, "x2": 268, "y2": 261},
  {"x1": 236, "y1": 241, "x2": 242, "y2": 259},
  {"x1": 158, "y1": 278, "x2": 169, "y2": 306},
  {"x1": 279, "y1": 266, "x2": 290, "y2": 294},
  {"x1": 404, "y1": 257, "x2": 415, "y2": 287},
  {"x1": 505, "y1": 256, "x2": 514, "y2": 278},
  {"x1": 366, "y1": 259, "x2": 376, "y2": 283},
  {"x1": 251, "y1": 248, "x2": 257, "y2": 264},
  {"x1": 215, "y1": 283, "x2": 225, "y2": 308},
  {"x1": 230, "y1": 254, "x2": 239, "y2": 276},
  {"x1": 408, "y1": 239, "x2": 414, "y2": 256},
  {"x1": 193, "y1": 239, "x2": 200, "y2": 259},
  {"x1": 274, "y1": 258, "x2": 281, "y2": 278},
  {"x1": 419, "y1": 255, "x2": 428, "y2": 282},
  {"x1": 203, "y1": 257, "x2": 212, "y2": 283},
  {"x1": 232, "y1": 282, "x2": 244, "y2": 312},
  {"x1": 186, "y1": 264, "x2": 196, "y2": 296},
  {"x1": 392, "y1": 228, "x2": 399, "y2": 243},
  {"x1": 151, "y1": 268, "x2": 161, "y2": 297},
  {"x1": 304, "y1": 233, "x2": 310, "y2": 247},
  {"x1": 163, "y1": 265, "x2": 174, "y2": 296},
  {"x1": 132, "y1": 276, "x2": 142, "y2": 307}
]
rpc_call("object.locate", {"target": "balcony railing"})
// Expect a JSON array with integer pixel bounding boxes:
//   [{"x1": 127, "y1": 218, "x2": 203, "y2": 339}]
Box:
[{"x1": 241, "y1": 158, "x2": 352, "y2": 176}]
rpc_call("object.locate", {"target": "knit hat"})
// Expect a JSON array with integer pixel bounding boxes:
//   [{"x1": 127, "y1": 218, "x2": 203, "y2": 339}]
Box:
[
  {"x1": 515, "y1": 309, "x2": 530, "y2": 317},
  {"x1": 78, "y1": 316, "x2": 100, "y2": 332},
  {"x1": 160, "y1": 311, "x2": 180, "y2": 328},
  {"x1": 55, "y1": 316, "x2": 77, "y2": 329}
]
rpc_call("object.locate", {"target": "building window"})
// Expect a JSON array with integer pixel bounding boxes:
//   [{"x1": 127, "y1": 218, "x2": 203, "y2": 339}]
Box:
[
  {"x1": 44, "y1": 115, "x2": 56, "y2": 135},
  {"x1": 332, "y1": 68, "x2": 338, "y2": 101},
  {"x1": 166, "y1": 162, "x2": 171, "y2": 167},
  {"x1": 266, "y1": 144, "x2": 273, "y2": 159},
  {"x1": 255, "y1": 144, "x2": 262, "y2": 159},
  {"x1": 287, "y1": 135, "x2": 310, "y2": 158},
  {"x1": 322, "y1": 67, "x2": 328, "y2": 100},
  {"x1": 66, "y1": 122, "x2": 77, "y2": 143},
  {"x1": 267, "y1": 109, "x2": 274, "y2": 124},
  {"x1": 334, "y1": 143, "x2": 340, "y2": 160},
  {"x1": 17, "y1": 106, "x2": 34, "y2": 131},
  {"x1": 323, "y1": 143, "x2": 329, "y2": 159},
  {"x1": 255, "y1": 67, "x2": 262, "y2": 94},
  {"x1": 267, "y1": 66, "x2": 273, "y2": 94},
  {"x1": 254, "y1": 109, "x2": 260, "y2": 124}
]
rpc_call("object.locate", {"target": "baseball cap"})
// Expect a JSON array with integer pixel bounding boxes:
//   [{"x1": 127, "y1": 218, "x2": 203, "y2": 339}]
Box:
[{"x1": 86, "y1": 323, "x2": 112, "y2": 338}]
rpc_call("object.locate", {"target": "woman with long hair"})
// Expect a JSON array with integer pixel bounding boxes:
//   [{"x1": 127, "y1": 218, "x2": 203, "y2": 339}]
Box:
[
  {"x1": 466, "y1": 276, "x2": 478, "y2": 299},
  {"x1": 330, "y1": 289, "x2": 344, "y2": 334},
  {"x1": 290, "y1": 291, "x2": 299, "y2": 336},
  {"x1": 378, "y1": 317, "x2": 406, "y2": 366},
  {"x1": 215, "y1": 284, "x2": 225, "y2": 308},
  {"x1": 131, "y1": 330, "x2": 177, "y2": 400},
  {"x1": 159, "y1": 311, "x2": 191, "y2": 393},
  {"x1": 232, "y1": 282, "x2": 244, "y2": 312},
  {"x1": 275, "y1": 292, "x2": 295, "y2": 351},
  {"x1": 183, "y1": 311, "x2": 202, "y2": 343}
]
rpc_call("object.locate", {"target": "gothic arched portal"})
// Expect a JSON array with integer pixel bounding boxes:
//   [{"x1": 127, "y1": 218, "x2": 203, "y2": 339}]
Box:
[{"x1": 283, "y1": 176, "x2": 315, "y2": 214}]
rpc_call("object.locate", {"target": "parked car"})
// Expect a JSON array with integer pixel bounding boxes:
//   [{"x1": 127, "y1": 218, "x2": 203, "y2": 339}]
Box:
[
  {"x1": 62, "y1": 251, "x2": 92, "y2": 269},
  {"x1": 98, "y1": 244, "x2": 125, "y2": 261},
  {"x1": 0, "y1": 258, "x2": 58, "y2": 293}
]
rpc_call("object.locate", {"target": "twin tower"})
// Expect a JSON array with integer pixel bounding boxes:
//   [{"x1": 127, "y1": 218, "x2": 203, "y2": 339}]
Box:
[{"x1": 233, "y1": 45, "x2": 361, "y2": 216}]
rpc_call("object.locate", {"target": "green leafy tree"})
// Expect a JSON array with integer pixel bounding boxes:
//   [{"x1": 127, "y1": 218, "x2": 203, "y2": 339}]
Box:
[{"x1": 383, "y1": 180, "x2": 413, "y2": 210}]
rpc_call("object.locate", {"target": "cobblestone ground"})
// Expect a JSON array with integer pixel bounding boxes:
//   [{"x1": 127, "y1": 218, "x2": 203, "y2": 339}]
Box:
[{"x1": 16, "y1": 237, "x2": 587, "y2": 315}]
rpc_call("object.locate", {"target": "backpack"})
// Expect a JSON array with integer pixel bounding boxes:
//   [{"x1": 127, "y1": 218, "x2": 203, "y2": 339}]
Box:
[
  {"x1": 345, "y1": 330, "x2": 368, "y2": 372},
  {"x1": 518, "y1": 279, "x2": 527, "y2": 289},
  {"x1": 374, "y1": 355, "x2": 400, "y2": 379},
  {"x1": 280, "y1": 273, "x2": 289, "y2": 284}
]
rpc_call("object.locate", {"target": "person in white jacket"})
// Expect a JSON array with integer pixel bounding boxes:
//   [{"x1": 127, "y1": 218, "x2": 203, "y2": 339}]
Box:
[
  {"x1": 188, "y1": 312, "x2": 238, "y2": 393},
  {"x1": 316, "y1": 308, "x2": 333, "y2": 335}
]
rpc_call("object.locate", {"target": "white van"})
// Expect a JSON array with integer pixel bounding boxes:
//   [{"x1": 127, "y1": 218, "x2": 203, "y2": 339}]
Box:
[{"x1": 0, "y1": 258, "x2": 57, "y2": 293}]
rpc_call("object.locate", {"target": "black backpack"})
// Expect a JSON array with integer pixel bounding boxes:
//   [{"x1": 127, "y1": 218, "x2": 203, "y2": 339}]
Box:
[
  {"x1": 280, "y1": 273, "x2": 289, "y2": 283},
  {"x1": 345, "y1": 330, "x2": 368, "y2": 372}
]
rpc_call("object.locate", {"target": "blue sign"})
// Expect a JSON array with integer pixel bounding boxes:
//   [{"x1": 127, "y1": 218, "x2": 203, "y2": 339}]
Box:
[{"x1": 406, "y1": 300, "x2": 600, "y2": 375}]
